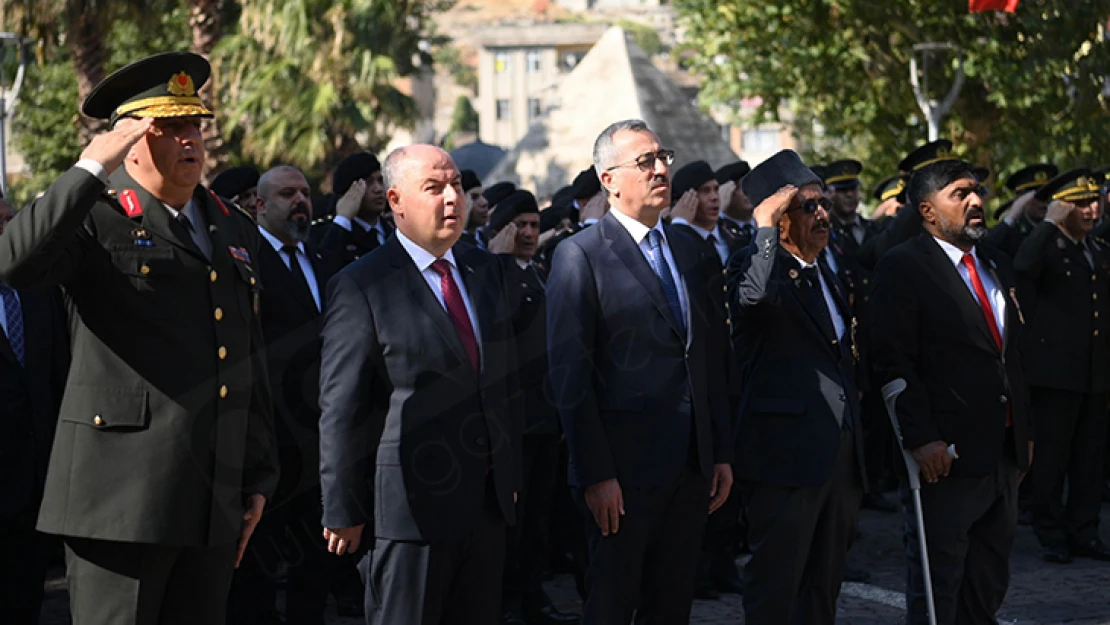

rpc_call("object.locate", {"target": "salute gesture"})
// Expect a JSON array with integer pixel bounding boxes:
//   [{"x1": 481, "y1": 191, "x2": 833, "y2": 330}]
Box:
[
  {"x1": 753, "y1": 184, "x2": 798, "y2": 229},
  {"x1": 79, "y1": 117, "x2": 154, "y2": 174}
]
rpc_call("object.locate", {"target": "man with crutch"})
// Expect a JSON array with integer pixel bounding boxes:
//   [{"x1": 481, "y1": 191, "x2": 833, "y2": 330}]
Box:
[{"x1": 870, "y1": 156, "x2": 1034, "y2": 625}]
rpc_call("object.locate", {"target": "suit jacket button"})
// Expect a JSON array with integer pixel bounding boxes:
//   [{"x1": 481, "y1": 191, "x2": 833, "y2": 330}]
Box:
[
  {"x1": 210, "y1": 270, "x2": 218, "y2": 282},
  {"x1": 999, "y1": 395, "x2": 1008, "y2": 404},
  {"x1": 219, "y1": 385, "x2": 229, "y2": 399},
  {"x1": 838, "y1": 394, "x2": 847, "y2": 402},
  {"x1": 1095, "y1": 330, "x2": 1101, "y2": 337},
  {"x1": 140, "y1": 264, "x2": 151, "y2": 275},
  {"x1": 218, "y1": 346, "x2": 227, "y2": 360},
  {"x1": 93, "y1": 415, "x2": 104, "y2": 426}
]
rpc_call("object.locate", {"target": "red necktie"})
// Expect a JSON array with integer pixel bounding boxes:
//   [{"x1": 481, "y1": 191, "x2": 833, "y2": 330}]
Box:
[
  {"x1": 431, "y1": 259, "x2": 480, "y2": 372},
  {"x1": 961, "y1": 253, "x2": 1011, "y2": 426}
]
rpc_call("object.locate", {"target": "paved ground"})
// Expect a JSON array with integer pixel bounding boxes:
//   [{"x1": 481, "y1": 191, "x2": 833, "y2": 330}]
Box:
[{"x1": 38, "y1": 500, "x2": 1110, "y2": 624}]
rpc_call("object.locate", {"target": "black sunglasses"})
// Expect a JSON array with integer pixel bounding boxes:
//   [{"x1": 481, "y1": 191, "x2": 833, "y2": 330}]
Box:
[
  {"x1": 605, "y1": 149, "x2": 676, "y2": 172},
  {"x1": 788, "y1": 197, "x2": 833, "y2": 214}
]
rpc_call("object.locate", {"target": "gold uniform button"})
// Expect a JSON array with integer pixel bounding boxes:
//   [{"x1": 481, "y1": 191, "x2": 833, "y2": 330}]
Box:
[
  {"x1": 1096, "y1": 311, "x2": 1100, "y2": 319},
  {"x1": 1094, "y1": 293, "x2": 1099, "y2": 301},
  {"x1": 214, "y1": 307, "x2": 223, "y2": 321},
  {"x1": 249, "y1": 277, "x2": 257, "y2": 286},
  {"x1": 1093, "y1": 274, "x2": 1098, "y2": 282},
  {"x1": 1067, "y1": 270, "x2": 1072, "y2": 277},
  {"x1": 1096, "y1": 330, "x2": 1101, "y2": 337},
  {"x1": 210, "y1": 270, "x2": 218, "y2": 282},
  {"x1": 219, "y1": 385, "x2": 229, "y2": 399},
  {"x1": 218, "y1": 346, "x2": 227, "y2": 360},
  {"x1": 93, "y1": 415, "x2": 104, "y2": 426},
  {"x1": 140, "y1": 264, "x2": 150, "y2": 275}
]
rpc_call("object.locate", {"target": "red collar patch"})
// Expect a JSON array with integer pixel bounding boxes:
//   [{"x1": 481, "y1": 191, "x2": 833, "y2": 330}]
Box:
[
  {"x1": 119, "y1": 189, "x2": 143, "y2": 218},
  {"x1": 209, "y1": 190, "x2": 231, "y2": 216}
]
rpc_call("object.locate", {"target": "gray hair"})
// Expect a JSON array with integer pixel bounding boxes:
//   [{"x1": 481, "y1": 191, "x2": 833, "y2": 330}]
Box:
[
  {"x1": 592, "y1": 119, "x2": 651, "y2": 173},
  {"x1": 381, "y1": 145, "x2": 413, "y2": 191}
]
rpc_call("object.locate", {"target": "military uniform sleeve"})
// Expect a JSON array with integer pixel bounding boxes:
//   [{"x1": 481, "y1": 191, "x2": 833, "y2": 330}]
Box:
[
  {"x1": 0, "y1": 166, "x2": 106, "y2": 288},
  {"x1": 1012, "y1": 221, "x2": 1058, "y2": 280}
]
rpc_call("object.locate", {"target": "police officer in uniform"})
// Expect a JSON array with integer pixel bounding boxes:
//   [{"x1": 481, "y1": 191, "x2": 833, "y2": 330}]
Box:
[
  {"x1": 317, "y1": 152, "x2": 392, "y2": 266},
  {"x1": 0, "y1": 52, "x2": 278, "y2": 625},
  {"x1": 1014, "y1": 168, "x2": 1110, "y2": 563},
  {"x1": 824, "y1": 160, "x2": 881, "y2": 257}
]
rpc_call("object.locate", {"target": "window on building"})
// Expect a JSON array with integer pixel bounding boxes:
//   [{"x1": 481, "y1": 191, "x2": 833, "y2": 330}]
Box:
[
  {"x1": 494, "y1": 51, "x2": 510, "y2": 74},
  {"x1": 526, "y1": 50, "x2": 542, "y2": 74},
  {"x1": 496, "y1": 99, "x2": 511, "y2": 121},
  {"x1": 528, "y1": 98, "x2": 542, "y2": 121},
  {"x1": 742, "y1": 129, "x2": 780, "y2": 153}
]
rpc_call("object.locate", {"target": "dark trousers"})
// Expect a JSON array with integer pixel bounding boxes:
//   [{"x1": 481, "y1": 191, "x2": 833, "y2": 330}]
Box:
[
  {"x1": 742, "y1": 429, "x2": 862, "y2": 625},
  {"x1": 861, "y1": 389, "x2": 894, "y2": 490},
  {"x1": 1029, "y1": 387, "x2": 1109, "y2": 546},
  {"x1": 0, "y1": 517, "x2": 48, "y2": 625},
  {"x1": 573, "y1": 466, "x2": 708, "y2": 625},
  {"x1": 227, "y1": 488, "x2": 335, "y2": 625},
  {"x1": 697, "y1": 464, "x2": 741, "y2": 581},
  {"x1": 503, "y1": 433, "x2": 560, "y2": 614},
  {"x1": 902, "y1": 457, "x2": 1020, "y2": 625},
  {"x1": 64, "y1": 536, "x2": 235, "y2": 625},
  {"x1": 361, "y1": 483, "x2": 507, "y2": 625},
  {"x1": 550, "y1": 440, "x2": 588, "y2": 598}
]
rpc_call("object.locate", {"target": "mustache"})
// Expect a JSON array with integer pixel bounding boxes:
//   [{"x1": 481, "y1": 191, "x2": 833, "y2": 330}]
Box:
[
  {"x1": 652, "y1": 176, "x2": 668, "y2": 188},
  {"x1": 812, "y1": 218, "x2": 830, "y2": 231}
]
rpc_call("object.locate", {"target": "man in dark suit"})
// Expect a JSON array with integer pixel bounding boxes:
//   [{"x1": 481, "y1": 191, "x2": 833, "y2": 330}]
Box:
[
  {"x1": 485, "y1": 191, "x2": 581, "y2": 625},
  {"x1": 318, "y1": 152, "x2": 392, "y2": 266},
  {"x1": 0, "y1": 52, "x2": 278, "y2": 625},
  {"x1": 1013, "y1": 169, "x2": 1110, "y2": 563},
  {"x1": 727, "y1": 150, "x2": 866, "y2": 625},
  {"x1": 546, "y1": 119, "x2": 733, "y2": 624},
  {"x1": 871, "y1": 159, "x2": 1034, "y2": 625},
  {"x1": 227, "y1": 165, "x2": 344, "y2": 624},
  {"x1": 319, "y1": 144, "x2": 520, "y2": 625},
  {"x1": 0, "y1": 196, "x2": 70, "y2": 625}
]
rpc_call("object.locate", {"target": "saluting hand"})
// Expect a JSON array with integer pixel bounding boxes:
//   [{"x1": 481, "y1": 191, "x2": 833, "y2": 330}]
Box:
[
  {"x1": 336, "y1": 179, "x2": 367, "y2": 220},
  {"x1": 324, "y1": 524, "x2": 365, "y2": 556},
  {"x1": 579, "y1": 191, "x2": 609, "y2": 222},
  {"x1": 584, "y1": 478, "x2": 624, "y2": 537},
  {"x1": 79, "y1": 117, "x2": 154, "y2": 175},
  {"x1": 753, "y1": 185, "x2": 797, "y2": 229},
  {"x1": 668, "y1": 189, "x2": 699, "y2": 223},
  {"x1": 910, "y1": 440, "x2": 953, "y2": 484},
  {"x1": 708, "y1": 463, "x2": 733, "y2": 514},
  {"x1": 487, "y1": 223, "x2": 518, "y2": 255},
  {"x1": 1044, "y1": 200, "x2": 1077, "y2": 227},
  {"x1": 235, "y1": 493, "x2": 267, "y2": 568}
]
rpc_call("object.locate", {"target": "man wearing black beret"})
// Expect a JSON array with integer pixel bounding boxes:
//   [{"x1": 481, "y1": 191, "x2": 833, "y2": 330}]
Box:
[
  {"x1": 484, "y1": 181, "x2": 517, "y2": 213},
  {"x1": 319, "y1": 151, "x2": 392, "y2": 266},
  {"x1": 670, "y1": 160, "x2": 745, "y2": 268},
  {"x1": 459, "y1": 170, "x2": 490, "y2": 249},
  {"x1": 727, "y1": 150, "x2": 865, "y2": 625},
  {"x1": 0, "y1": 51, "x2": 277, "y2": 624},
  {"x1": 716, "y1": 161, "x2": 756, "y2": 249},
  {"x1": 211, "y1": 165, "x2": 261, "y2": 220}
]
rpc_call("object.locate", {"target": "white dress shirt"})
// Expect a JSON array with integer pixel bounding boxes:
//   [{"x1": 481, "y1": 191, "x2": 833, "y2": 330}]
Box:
[
  {"x1": 609, "y1": 206, "x2": 690, "y2": 331},
  {"x1": 334, "y1": 215, "x2": 386, "y2": 246},
  {"x1": 932, "y1": 237, "x2": 1006, "y2": 337},
  {"x1": 791, "y1": 253, "x2": 846, "y2": 339},
  {"x1": 259, "y1": 226, "x2": 321, "y2": 310},
  {"x1": 396, "y1": 229, "x2": 482, "y2": 355}
]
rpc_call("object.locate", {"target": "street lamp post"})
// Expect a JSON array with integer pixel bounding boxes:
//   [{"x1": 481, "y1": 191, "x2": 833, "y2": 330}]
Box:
[
  {"x1": 0, "y1": 34, "x2": 30, "y2": 198},
  {"x1": 909, "y1": 42, "x2": 965, "y2": 142}
]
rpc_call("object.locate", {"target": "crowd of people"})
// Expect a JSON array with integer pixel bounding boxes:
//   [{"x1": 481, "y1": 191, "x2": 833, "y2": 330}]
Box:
[{"x1": 0, "y1": 49, "x2": 1109, "y2": 625}]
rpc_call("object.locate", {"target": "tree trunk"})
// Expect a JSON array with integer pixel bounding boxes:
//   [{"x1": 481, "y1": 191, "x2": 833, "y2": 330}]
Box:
[
  {"x1": 188, "y1": 0, "x2": 227, "y2": 180},
  {"x1": 65, "y1": 0, "x2": 106, "y2": 143}
]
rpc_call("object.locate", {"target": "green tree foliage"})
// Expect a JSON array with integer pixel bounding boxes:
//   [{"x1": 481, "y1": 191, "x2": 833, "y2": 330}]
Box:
[
  {"x1": 213, "y1": 0, "x2": 452, "y2": 173},
  {"x1": 434, "y1": 43, "x2": 477, "y2": 92},
  {"x1": 617, "y1": 19, "x2": 664, "y2": 57},
  {"x1": 450, "y1": 94, "x2": 478, "y2": 134},
  {"x1": 675, "y1": 0, "x2": 1110, "y2": 199}
]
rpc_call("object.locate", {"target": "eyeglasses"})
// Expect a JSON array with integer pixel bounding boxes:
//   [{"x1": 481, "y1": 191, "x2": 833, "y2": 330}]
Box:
[
  {"x1": 787, "y1": 198, "x2": 833, "y2": 214},
  {"x1": 605, "y1": 149, "x2": 676, "y2": 172}
]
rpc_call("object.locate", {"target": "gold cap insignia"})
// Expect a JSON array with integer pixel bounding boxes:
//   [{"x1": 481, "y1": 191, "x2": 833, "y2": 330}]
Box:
[
  {"x1": 1035, "y1": 171, "x2": 1048, "y2": 184},
  {"x1": 936, "y1": 147, "x2": 950, "y2": 158},
  {"x1": 1077, "y1": 177, "x2": 1089, "y2": 188},
  {"x1": 167, "y1": 72, "x2": 196, "y2": 97}
]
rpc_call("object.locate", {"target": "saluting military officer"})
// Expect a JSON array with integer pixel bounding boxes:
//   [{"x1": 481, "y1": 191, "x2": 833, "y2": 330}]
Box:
[
  {"x1": 985, "y1": 163, "x2": 1058, "y2": 259},
  {"x1": 0, "y1": 52, "x2": 278, "y2": 625}
]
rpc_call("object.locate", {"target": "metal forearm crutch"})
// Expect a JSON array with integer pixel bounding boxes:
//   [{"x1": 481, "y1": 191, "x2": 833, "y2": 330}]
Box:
[{"x1": 881, "y1": 378, "x2": 938, "y2": 625}]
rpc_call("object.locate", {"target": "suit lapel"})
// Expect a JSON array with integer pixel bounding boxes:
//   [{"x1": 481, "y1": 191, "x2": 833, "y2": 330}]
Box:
[
  {"x1": 778, "y1": 249, "x2": 836, "y2": 345},
  {"x1": 920, "y1": 236, "x2": 999, "y2": 354},
  {"x1": 259, "y1": 242, "x2": 317, "y2": 315},
  {"x1": 600, "y1": 213, "x2": 685, "y2": 340}
]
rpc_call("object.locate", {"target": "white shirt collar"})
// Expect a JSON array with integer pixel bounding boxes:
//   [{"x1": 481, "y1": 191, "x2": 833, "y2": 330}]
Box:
[
  {"x1": 354, "y1": 216, "x2": 378, "y2": 233},
  {"x1": 932, "y1": 236, "x2": 977, "y2": 268},
  {"x1": 258, "y1": 224, "x2": 304, "y2": 256},
  {"x1": 609, "y1": 204, "x2": 662, "y2": 245},
  {"x1": 396, "y1": 229, "x2": 457, "y2": 273},
  {"x1": 790, "y1": 253, "x2": 819, "y2": 270},
  {"x1": 674, "y1": 218, "x2": 714, "y2": 241}
]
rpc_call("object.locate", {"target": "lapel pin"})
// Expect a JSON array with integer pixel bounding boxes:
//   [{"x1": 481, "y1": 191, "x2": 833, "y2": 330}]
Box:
[
  {"x1": 788, "y1": 268, "x2": 799, "y2": 280},
  {"x1": 1057, "y1": 237, "x2": 1067, "y2": 250}
]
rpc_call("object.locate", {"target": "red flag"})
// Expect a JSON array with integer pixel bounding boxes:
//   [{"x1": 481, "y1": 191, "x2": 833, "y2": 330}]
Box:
[{"x1": 969, "y1": 0, "x2": 1019, "y2": 12}]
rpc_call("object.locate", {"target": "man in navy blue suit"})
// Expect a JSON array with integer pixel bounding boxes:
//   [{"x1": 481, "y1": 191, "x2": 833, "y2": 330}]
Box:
[{"x1": 546, "y1": 119, "x2": 733, "y2": 624}]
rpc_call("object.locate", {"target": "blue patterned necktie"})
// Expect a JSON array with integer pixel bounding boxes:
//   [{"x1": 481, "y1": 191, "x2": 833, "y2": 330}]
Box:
[
  {"x1": 646, "y1": 229, "x2": 687, "y2": 336},
  {"x1": 0, "y1": 283, "x2": 25, "y2": 366}
]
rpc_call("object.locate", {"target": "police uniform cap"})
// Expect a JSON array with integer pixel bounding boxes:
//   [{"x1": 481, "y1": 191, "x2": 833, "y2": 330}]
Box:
[
  {"x1": 333, "y1": 152, "x2": 381, "y2": 196},
  {"x1": 83, "y1": 52, "x2": 213, "y2": 125},
  {"x1": 461, "y1": 170, "x2": 482, "y2": 193},
  {"x1": 824, "y1": 159, "x2": 863, "y2": 189},
  {"x1": 872, "y1": 173, "x2": 909, "y2": 203},
  {"x1": 571, "y1": 167, "x2": 601, "y2": 201},
  {"x1": 490, "y1": 190, "x2": 539, "y2": 232},
  {"x1": 1004, "y1": 163, "x2": 1058, "y2": 194},
  {"x1": 715, "y1": 161, "x2": 751, "y2": 185},
  {"x1": 670, "y1": 160, "x2": 716, "y2": 202},
  {"x1": 483, "y1": 182, "x2": 517, "y2": 210},
  {"x1": 899, "y1": 140, "x2": 956, "y2": 173},
  {"x1": 211, "y1": 166, "x2": 260, "y2": 200},
  {"x1": 741, "y1": 150, "x2": 823, "y2": 209},
  {"x1": 1035, "y1": 168, "x2": 1102, "y2": 203}
]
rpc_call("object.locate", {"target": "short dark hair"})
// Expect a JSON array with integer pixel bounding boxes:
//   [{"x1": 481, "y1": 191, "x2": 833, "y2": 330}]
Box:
[{"x1": 906, "y1": 159, "x2": 976, "y2": 212}]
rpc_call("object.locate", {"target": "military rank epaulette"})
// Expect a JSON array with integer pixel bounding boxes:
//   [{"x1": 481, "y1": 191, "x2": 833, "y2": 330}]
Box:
[{"x1": 311, "y1": 215, "x2": 335, "y2": 228}]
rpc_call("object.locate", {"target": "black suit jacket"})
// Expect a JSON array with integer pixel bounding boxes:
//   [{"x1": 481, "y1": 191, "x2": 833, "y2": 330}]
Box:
[
  {"x1": 498, "y1": 256, "x2": 559, "y2": 436},
  {"x1": 319, "y1": 237, "x2": 520, "y2": 542},
  {"x1": 256, "y1": 237, "x2": 342, "y2": 503},
  {"x1": 727, "y1": 228, "x2": 866, "y2": 489},
  {"x1": 546, "y1": 211, "x2": 732, "y2": 489},
  {"x1": 318, "y1": 217, "x2": 394, "y2": 267},
  {"x1": 871, "y1": 234, "x2": 1033, "y2": 476},
  {"x1": 1013, "y1": 223, "x2": 1110, "y2": 393},
  {"x1": 0, "y1": 287, "x2": 69, "y2": 524}
]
